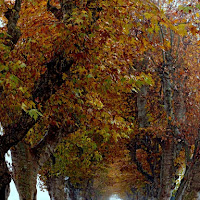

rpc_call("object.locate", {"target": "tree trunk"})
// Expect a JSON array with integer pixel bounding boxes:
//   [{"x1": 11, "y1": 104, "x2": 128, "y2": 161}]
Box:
[
  {"x1": 158, "y1": 139, "x2": 174, "y2": 200},
  {"x1": 174, "y1": 161, "x2": 200, "y2": 200},
  {"x1": 11, "y1": 141, "x2": 39, "y2": 200},
  {"x1": 0, "y1": 0, "x2": 97, "y2": 198},
  {"x1": 137, "y1": 85, "x2": 158, "y2": 198},
  {"x1": 181, "y1": 160, "x2": 200, "y2": 200},
  {"x1": 128, "y1": 59, "x2": 159, "y2": 199},
  {"x1": 46, "y1": 175, "x2": 67, "y2": 200},
  {"x1": 11, "y1": 121, "x2": 75, "y2": 200},
  {"x1": 175, "y1": 139, "x2": 200, "y2": 200},
  {"x1": 157, "y1": 49, "x2": 176, "y2": 200},
  {"x1": 82, "y1": 179, "x2": 95, "y2": 200},
  {"x1": 0, "y1": 157, "x2": 10, "y2": 200},
  {"x1": 66, "y1": 178, "x2": 82, "y2": 200}
]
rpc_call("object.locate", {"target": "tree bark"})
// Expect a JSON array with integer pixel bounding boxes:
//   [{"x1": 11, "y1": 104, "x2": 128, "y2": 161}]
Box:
[
  {"x1": 47, "y1": 176, "x2": 82, "y2": 200},
  {"x1": 11, "y1": 142, "x2": 38, "y2": 200},
  {"x1": 0, "y1": 157, "x2": 10, "y2": 200},
  {"x1": 157, "y1": 46, "x2": 177, "y2": 200},
  {"x1": 11, "y1": 121, "x2": 75, "y2": 200},
  {"x1": 178, "y1": 160, "x2": 200, "y2": 200},
  {"x1": 46, "y1": 175, "x2": 67, "y2": 200},
  {"x1": 158, "y1": 139, "x2": 174, "y2": 200},
  {"x1": 4, "y1": 0, "x2": 21, "y2": 49},
  {"x1": 0, "y1": 55, "x2": 73, "y2": 198},
  {"x1": 174, "y1": 138, "x2": 200, "y2": 200}
]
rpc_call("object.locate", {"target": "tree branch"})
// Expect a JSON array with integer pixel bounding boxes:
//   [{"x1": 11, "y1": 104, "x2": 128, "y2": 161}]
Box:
[
  {"x1": 0, "y1": 55, "x2": 73, "y2": 156},
  {"x1": 128, "y1": 141, "x2": 154, "y2": 183},
  {"x1": 32, "y1": 122, "x2": 77, "y2": 167},
  {"x1": 4, "y1": 0, "x2": 21, "y2": 49},
  {"x1": 32, "y1": 55, "x2": 73, "y2": 104},
  {"x1": 47, "y1": 0, "x2": 63, "y2": 20}
]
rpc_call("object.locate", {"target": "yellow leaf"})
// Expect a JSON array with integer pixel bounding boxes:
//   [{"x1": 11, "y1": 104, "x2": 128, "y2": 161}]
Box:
[
  {"x1": 176, "y1": 24, "x2": 187, "y2": 36},
  {"x1": 118, "y1": 0, "x2": 124, "y2": 6},
  {"x1": 21, "y1": 103, "x2": 28, "y2": 112},
  {"x1": 113, "y1": 133, "x2": 120, "y2": 142},
  {"x1": 115, "y1": 116, "x2": 124, "y2": 122},
  {"x1": 144, "y1": 13, "x2": 152, "y2": 20}
]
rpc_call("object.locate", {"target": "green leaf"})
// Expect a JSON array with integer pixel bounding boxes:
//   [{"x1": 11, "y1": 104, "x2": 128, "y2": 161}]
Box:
[
  {"x1": 121, "y1": 77, "x2": 126, "y2": 83},
  {"x1": 0, "y1": 64, "x2": 5, "y2": 72},
  {"x1": 89, "y1": 33, "x2": 95, "y2": 38},
  {"x1": 143, "y1": 74, "x2": 154, "y2": 86},
  {"x1": 28, "y1": 109, "x2": 43, "y2": 121},
  {"x1": 0, "y1": 33, "x2": 4, "y2": 39},
  {"x1": 87, "y1": 74, "x2": 93, "y2": 78},
  {"x1": 75, "y1": 18, "x2": 83, "y2": 24},
  {"x1": 178, "y1": 5, "x2": 192, "y2": 13},
  {"x1": 20, "y1": 63, "x2": 26, "y2": 68},
  {"x1": 135, "y1": 80, "x2": 144, "y2": 87},
  {"x1": 9, "y1": 74, "x2": 20, "y2": 84},
  {"x1": 196, "y1": 4, "x2": 200, "y2": 10},
  {"x1": 0, "y1": 64, "x2": 9, "y2": 72}
]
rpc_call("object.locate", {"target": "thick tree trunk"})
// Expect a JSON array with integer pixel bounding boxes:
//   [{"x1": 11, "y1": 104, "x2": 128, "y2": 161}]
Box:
[
  {"x1": 82, "y1": 179, "x2": 95, "y2": 200},
  {"x1": 66, "y1": 178, "x2": 82, "y2": 200},
  {"x1": 46, "y1": 175, "x2": 67, "y2": 200},
  {"x1": 46, "y1": 175, "x2": 84, "y2": 200},
  {"x1": 175, "y1": 161, "x2": 200, "y2": 200},
  {"x1": 175, "y1": 139, "x2": 200, "y2": 200},
  {"x1": 181, "y1": 160, "x2": 200, "y2": 200},
  {"x1": 158, "y1": 139, "x2": 174, "y2": 200},
  {"x1": 11, "y1": 123, "x2": 74, "y2": 200},
  {"x1": 0, "y1": 157, "x2": 10, "y2": 200},
  {"x1": 137, "y1": 85, "x2": 158, "y2": 198},
  {"x1": 128, "y1": 59, "x2": 159, "y2": 199},
  {"x1": 158, "y1": 51, "x2": 175, "y2": 200},
  {"x1": 11, "y1": 142, "x2": 39, "y2": 200}
]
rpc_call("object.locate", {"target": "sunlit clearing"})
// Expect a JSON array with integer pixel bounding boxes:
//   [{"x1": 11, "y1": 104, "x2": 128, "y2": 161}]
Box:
[{"x1": 109, "y1": 194, "x2": 122, "y2": 200}]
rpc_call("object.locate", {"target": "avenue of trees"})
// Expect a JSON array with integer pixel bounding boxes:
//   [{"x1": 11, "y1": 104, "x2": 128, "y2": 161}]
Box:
[{"x1": 0, "y1": 0, "x2": 200, "y2": 199}]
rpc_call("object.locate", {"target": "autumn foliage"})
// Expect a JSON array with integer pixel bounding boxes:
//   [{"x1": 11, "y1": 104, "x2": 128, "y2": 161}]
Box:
[{"x1": 0, "y1": 0, "x2": 200, "y2": 199}]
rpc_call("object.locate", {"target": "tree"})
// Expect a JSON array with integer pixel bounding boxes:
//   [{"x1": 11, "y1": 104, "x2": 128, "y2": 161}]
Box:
[{"x1": 0, "y1": 0, "x2": 199, "y2": 199}]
